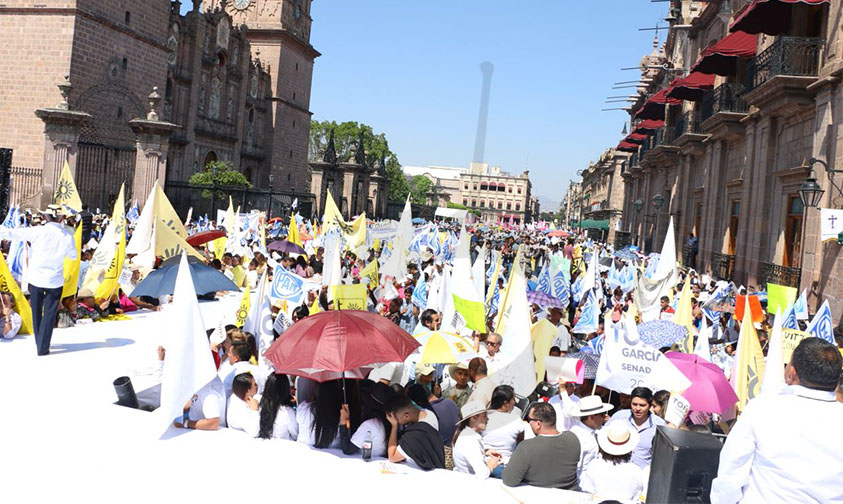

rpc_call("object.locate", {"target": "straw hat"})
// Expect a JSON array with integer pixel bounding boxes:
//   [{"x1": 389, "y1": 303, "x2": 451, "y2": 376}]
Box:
[
  {"x1": 597, "y1": 420, "x2": 640, "y2": 456},
  {"x1": 447, "y1": 360, "x2": 469, "y2": 379},
  {"x1": 457, "y1": 401, "x2": 492, "y2": 425},
  {"x1": 77, "y1": 287, "x2": 95, "y2": 298},
  {"x1": 571, "y1": 395, "x2": 614, "y2": 417},
  {"x1": 40, "y1": 204, "x2": 68, "y2": 218},
  {"x1": 415, "y1": 363, "x2": 435, "y2": 379}
]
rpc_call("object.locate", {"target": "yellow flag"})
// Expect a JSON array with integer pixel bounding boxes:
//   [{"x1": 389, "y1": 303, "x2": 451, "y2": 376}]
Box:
[
  {"x1": 0, "y1": 252, "x2": 33, "y2": 334},
  {"x1": 322, "y1": 191, "x2": 345, "y2": 231},
  {"x1": 332, "y1": 284, "x2": 367, "y2": 310},
  {"x1": 155, "y1": 221, "x2": 204, "y2": 261},
  {"x1": 674, "y1": 279, "x2": 695, "y2": 353},
  {"x1": 532, "y1": 319, "x2": 558, "y2": 383},
  {"x1": 494, "y1": 247, "x2": 524, "y2": 334},
  {"x1": 212, "y1": 236, "x2": 227, "y2": 261},
  {"x1": 347, "y1": 213, "x2": 367, "y2": 248},
  {"x1": 733, "y1": 294, "x2": 766, "y2": 411},
  {"x1": 235, "y1": 285, "x2": 250, "y2": 327},
  {"x1": 259, "y1": 219, "x2": 267, "y2": 250},
  {"x1": 360, "y1": 260, "x2": 378, "y2": 287},
  {"x1": 84, "y1": 185, "x2": 126, "y2": 300},
  {"x1": 155, "y1": 185, "x2": 188, "y2": 238},
  {"x1": 373, "y1": 238, "x2": 381, "y2": 251},
  {"x1": 61, "y1": 224, "x2": 82, "y2": 298},
  {"x1": 309, "y1": 296, "x2": 321, "y2": 315},
  {"x1": 288, "y1": 212, "x2": 302, "y2": 247},
  {"x1": 54, "y1": 160, "x2": 83, "y2": 212}
]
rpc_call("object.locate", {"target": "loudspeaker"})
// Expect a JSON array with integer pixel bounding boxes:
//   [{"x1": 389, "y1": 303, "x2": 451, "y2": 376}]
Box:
[{"x1": 646, "y1": 426, "x2": 723, "y2": 504}]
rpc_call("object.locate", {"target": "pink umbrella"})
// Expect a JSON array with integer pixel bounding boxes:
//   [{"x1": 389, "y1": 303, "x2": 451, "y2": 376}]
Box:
[{"x1": 665, "y1": 352, "x2": 738, "y2": 414}]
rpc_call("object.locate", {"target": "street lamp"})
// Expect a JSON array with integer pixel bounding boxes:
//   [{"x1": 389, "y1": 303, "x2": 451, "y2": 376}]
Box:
[
  {"x1": 268, "y1": 173, "x2": 275, "y2": 218},
  {"x1": 652, "y1": 193, "x2": 665, "y2": 210},
  {"x1": 799, "y1": 167, "x2": 825, "y2": 209},
  {"x1": 634, "y1": 199, "x2": 644, "y2": 212}
]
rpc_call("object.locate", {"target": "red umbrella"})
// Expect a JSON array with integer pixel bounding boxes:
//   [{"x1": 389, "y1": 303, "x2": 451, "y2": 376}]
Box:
[
  {"x1": 267, "y1": 217, "x2": 283, "y2": 224},
  {"x1": 264, "y1": 310, "x2": 420, "y2": 381},
  {"x1": 665, "y1": 352, "x2": 738, "y2": 414},
  {"x1": 547, "y1": 230, "x2": 570, "y2": 238},
  {"x1": 186, "y1": 229, "x2": 226, "y2": 247}
]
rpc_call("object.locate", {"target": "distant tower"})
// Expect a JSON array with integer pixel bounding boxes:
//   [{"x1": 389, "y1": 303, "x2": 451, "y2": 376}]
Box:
[{"x1": 472, "y1": 62, "x2": 494, "y2": 165}]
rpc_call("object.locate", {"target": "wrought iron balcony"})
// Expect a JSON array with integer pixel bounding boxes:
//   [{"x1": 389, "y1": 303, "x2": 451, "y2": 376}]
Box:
[
  {"x1": 682, "y1": 243, "x2": 698, "y2": 270},
  {"x1": 758, "y1": 262, "x2": 802, "y2": 288},
  {"x1": 712, "y1": 252, "x2": 736, "y2": 281},
  {"x1": 673, "y1": 110, "x2": 702, "y2": 140},
  {"x1": 701, "y1": 83, "x2": 748, "y2": 123},
  {"x1": 614, "y1": 231, "x2": 633, "y2": 249},
  {"x1": 746, "y1": 36, "x2": 824, "y2": 92}
]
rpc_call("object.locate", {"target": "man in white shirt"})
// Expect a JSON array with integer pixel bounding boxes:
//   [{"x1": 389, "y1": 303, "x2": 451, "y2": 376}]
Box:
[
  {"x1": 478, "y1": 332, "x2": 503, "y2": 374},
  {"x1": 548, "y1": 380, "x2": 581, "y2": 431},
  {"x1": 711, "y1": 338, "x2": 843, "y2": 504},
  {"x1": 547, "y1": 307, "x2": 572, "y2": 351},
  {"x1": 569, "y1": 395, "x2": 613, "y2": 479},
  {"x1": 218, "y1": 341, "x2": 266, "y2": 401},
  {"x1": 0, "y1": 205, "x2": 77, "y2": 355},
  {"x1": 467, "y1": 357, "x2": 496, "y2": 407}
]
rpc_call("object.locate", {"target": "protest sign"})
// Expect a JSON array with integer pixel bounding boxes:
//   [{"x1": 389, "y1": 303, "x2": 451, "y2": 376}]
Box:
[
  {"x1": 735, "y1": 294, "x2": 764, "y2": 323},
  {"x1": 781, "y1": 328, "x2": 809, "y2": 362},
  {"x1": 664, "y1": 394, "x2": 691, "y2": 426},
  {"x1": 767, "y1": 283, "x2": 797, "y2": 316},
  {"x1": 271, "y1": 265, "x2": 319, "y2": 304},
  {"x1": 545, "y1": 356, "x2": 583, "y2": 384}
]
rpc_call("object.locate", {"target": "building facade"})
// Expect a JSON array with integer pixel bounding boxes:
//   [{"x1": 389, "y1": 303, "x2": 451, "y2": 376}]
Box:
[
  {"x1": 401, "y1": 165, "x2": 465, "y2": 206},
  {"x1": 458, "y1": 162, "x2": 536, "y2": 223},
  {"x1": 0, "y1": 0, "x2": 317, "y2": 212},
  {"x1": 579, "y1": 150, "x2": 628, "y2": 244},
  {"x1": 602, "y1": 0, "x2": 843, "y2": 322}
]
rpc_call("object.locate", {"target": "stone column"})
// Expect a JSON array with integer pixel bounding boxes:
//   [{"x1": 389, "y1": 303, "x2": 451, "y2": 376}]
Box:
[
  {"x1": 128, "y1": 88, "x2": 179, "y2": 206},
  {"x1": 34, "y1": 77, "x2": 92, "y2": 208}
]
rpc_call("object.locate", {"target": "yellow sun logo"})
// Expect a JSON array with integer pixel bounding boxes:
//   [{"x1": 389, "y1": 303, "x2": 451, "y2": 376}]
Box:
[{"x1": 54, "y1": 180, "x2": 75, "y2": 201}]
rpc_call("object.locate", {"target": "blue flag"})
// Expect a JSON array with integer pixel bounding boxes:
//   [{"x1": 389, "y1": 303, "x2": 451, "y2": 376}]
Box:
[
  {"x1": 412, "y1": 275, "x2": 428, "y2": 310},
  {"x1": 572, "y1": 289, "x2": 599, "y2": 334},
  {"x1": 780, "y1": 303, "x2": 799, "y2": 330},
  {"x1": 126, "y1": 201, "x2": 140, "y2": 224},
  {"x1": 551, "y1": 268, "x2": 570, "y2": 309},
  {"x1": 580, "y1": 333, "x2": 604, "y2": 355},
  {"x1": 805, "y1": 300, "x2": 835, "y2": 344},
  {"x1": 536, "y1": 266, "x2": 552, "y2": 295},
  {"x1": 793, "y1": 289, "x2": 809, "y2": 320}
]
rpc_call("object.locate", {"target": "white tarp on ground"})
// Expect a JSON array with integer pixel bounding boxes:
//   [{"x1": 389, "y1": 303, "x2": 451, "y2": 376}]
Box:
[{"x1": 0, "y1": 294, "x2": 591, "y2": 504}]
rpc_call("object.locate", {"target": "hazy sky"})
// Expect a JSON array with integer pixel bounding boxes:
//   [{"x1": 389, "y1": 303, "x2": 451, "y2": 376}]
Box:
[{"x1": 189, "y1": 1, "x2": 669, "y2": 204}]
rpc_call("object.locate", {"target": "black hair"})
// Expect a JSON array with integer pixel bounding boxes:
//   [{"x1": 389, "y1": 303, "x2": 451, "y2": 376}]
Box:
[
  {"x1": 660, "y1": 295, "x2": 670, "y2": 303},
  {"x1": 258, "y1": 373, "x2": 293, "y2": 439},
  {"x1": 489, "y1": 385, "x2": 515, "y2": 410},
  {"x1": 406, "y1": 383, "x2": 439, "y2": 423},
  {"x1": 599, "y1": 446, "x2": 632, "y2": 465},
  {"x1": 630, "y1": 386, "x2": 653, "y2": 403},
  {"x1": 385, "y1": 393, "x2": 414, "y2": 415},
  {"x1": 311, "y1": 381, "x2": 343, "y2": 448},
  {"x1": 420, "y1": 309, "x2": 438, "y2": 327},
  {"x1": 791, "y1": 337, "x2": 843, "y2": 391},
  {"x1": 231, "y1": 341, "x2": 252, "y2": 363},
  {"x1": 528, "y1": 402, "x2": 556, "y2": 426},
  {"x1": 231, "y1": 372, "x2": 254, "y2": 401},
  {"x1": 293, "y1": 304, "x2": 309, "y2": 320}
]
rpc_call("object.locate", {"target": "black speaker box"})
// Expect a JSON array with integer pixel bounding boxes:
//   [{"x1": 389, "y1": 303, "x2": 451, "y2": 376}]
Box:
[{"x1": 645, "y1": 426, "x2": 723, "y2": 504}]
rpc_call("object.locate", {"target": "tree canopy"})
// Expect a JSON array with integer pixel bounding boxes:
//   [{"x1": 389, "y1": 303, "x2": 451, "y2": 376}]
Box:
[
  {"x1": 309, "y1": 120, "x2": 409, "y2": 202},
  {"x1": 408, "y1": 175, "x2": 433, "y2": 205},
  {"x1": 189, "y1": 161, "x2": 251, "y2": 199}
]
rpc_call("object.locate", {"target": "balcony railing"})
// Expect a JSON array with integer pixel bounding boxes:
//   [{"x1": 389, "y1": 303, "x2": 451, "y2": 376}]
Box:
[
  {"x1": 673, "y1": 110, "x2": 702, "y2": 140},
  {"x1": 681, "y1": 244, "x2": 698, "y2": 270},
  {"x1": 700, "y1": 83, "x2": 748, "y2": 123},
  {"x1": 758, "y1": 262, "x2": 802, "y2": 288},
  {"x1": 614, "y1": 231, "x2": 633, "y2": 249},
  {"x1": 746, "y1": 36, "x2": 824, "y2": 92},
  {"x1": 712, "y1": 252, "x2": 736, "y2": 281}
]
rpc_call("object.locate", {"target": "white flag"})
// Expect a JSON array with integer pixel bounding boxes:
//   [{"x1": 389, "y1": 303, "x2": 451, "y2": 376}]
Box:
[
  {"x1": 151, "y1": 253, "x2": 218, "y2": 437},
  {"x1": 244, "y1": 271, "x2": 274, "y2": 366},
  {"x1": 694, "y1": 315, "x2": 712, "y2": 362},
  {"x1": 596, "y1": 314, "x2": 692, "y2": 394},
  {"x1": 761, "y1": 308, "x2": 786, "y2": 396}
]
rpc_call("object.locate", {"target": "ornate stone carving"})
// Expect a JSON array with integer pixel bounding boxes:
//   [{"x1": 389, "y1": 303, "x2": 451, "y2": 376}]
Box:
[
  {"x1": 217, "y1": 17, "x2": 230, "y2": 49},
  {"x1": 209, "y1": 77, "x2": 222, "y2": 119}
]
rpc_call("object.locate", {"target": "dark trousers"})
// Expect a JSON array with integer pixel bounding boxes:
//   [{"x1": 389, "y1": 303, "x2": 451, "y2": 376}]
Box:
[{"x1": 29, "y1": 284, "x2": 63, "y2": 356}]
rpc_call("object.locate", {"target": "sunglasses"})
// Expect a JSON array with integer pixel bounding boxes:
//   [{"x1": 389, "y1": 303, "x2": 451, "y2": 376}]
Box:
[
  {"x1": 486, "y1": 341, "x2": 501, "y2": 347},
  {"x1": 525, "y1": 417, "x2": 540, "y2": 423}
]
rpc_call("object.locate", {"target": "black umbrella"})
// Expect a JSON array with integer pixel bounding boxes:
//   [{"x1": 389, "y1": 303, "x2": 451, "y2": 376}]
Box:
[{"x1": 130, "y1": 255, "x2": 238, "y2": 298}]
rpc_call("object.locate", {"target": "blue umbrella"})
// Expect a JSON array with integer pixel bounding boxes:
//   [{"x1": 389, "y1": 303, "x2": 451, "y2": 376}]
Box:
[
  {"x1": 637, "y1": 320, "x2": 688, "y2": 349},
  {"x1": 412, "y1": 217, "x2": 426, "y2": 224},
  {"x1": 131, "y1": 255, "x2": 239, "y2": 298}
]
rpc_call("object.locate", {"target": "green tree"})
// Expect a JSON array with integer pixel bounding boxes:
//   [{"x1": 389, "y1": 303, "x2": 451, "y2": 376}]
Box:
[
  {"x1": 309, "y1": 120, "x2": 409, "y2": 201},
  {"x1": 189, "y1": 161, "x2": 251, "y2": 199},
  {"x1": 409, "y1": 175, "x2": 433, "y2": 204}
]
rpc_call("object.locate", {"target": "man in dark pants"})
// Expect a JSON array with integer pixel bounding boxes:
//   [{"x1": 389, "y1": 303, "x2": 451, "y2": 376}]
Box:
[
  {"x1": 0, "y1": 204, "x2": 77, "y2": 355},
  {"x1": 80, "y1": 205, "x2": 93, "y2": 245}
]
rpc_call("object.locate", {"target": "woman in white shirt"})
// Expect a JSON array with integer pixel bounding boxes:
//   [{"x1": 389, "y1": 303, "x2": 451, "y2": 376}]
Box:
[
  {"x1": 339, "y1": 382, "x2": 392, "y2": 458},
  {"x1": 482, "y1": 385, "x2": 526, "y2": 466},
  {"x1": 297, "y1": 380, "x2": 353, "y2": 449},
  {"x1": 226, "y1": 373, "x2": 260, "y2": 437},
  {"x1": 452, "y1": 401, "x2": 502, "y2": 479},
  {"x1": 258, "y1": 373, "x2": 298, "y2": 440},
  {"x1": 580, "y1": 420, "x2": 646, "y2": 503}
]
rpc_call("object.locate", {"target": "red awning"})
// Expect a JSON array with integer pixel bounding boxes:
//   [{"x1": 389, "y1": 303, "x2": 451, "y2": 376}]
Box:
[
  {"x1": 731, "y1": 0, "x2": 828, "y2": 35},
  {"x1": 691, "y1": 31, "x2": 758, "y2": 76},
  {"x1": 632, "y1": 119, "x2": 664, "y2": 134},
  {"x1": 666, "y1": 72, "x2": 716, "y2": 101},
  {"x1": 625, "y1": 133, "x2": 648, "y2": 144},
  {"x1": 633, "y1": 89, "x2": 681, "y2": 120},
  {"x1": 616, "y1": 142, "x2": 640, "y2": 153}
]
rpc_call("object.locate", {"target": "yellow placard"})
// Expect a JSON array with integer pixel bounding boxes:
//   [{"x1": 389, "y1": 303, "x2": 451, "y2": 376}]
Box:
[{"x1": 332, "y1": 284, "x2": 367, "y2": 310}]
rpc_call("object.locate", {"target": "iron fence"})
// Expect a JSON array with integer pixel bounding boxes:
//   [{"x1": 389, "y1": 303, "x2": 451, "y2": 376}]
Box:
[
  {"x1": 712, "y1": 252, "x2": 736, "y2": 282},
  {"x1": 163, "y1": 180, "x2": 314, "y2": 221},
  {"x1": 673, "y1": 110, "x2": 702, "y2": 140},
  {"x1": 758, "y1": 262, "x2": 802, "y2": 288},
  {"x1": 746, "y1": 37, "x2": 824, "y2": 92},
  {"x1": 9, "y1": 166, "x2": 42, "y2": 207},
  {"x1": 700, "y1": 83, "x2": 748, "y2": 123}
]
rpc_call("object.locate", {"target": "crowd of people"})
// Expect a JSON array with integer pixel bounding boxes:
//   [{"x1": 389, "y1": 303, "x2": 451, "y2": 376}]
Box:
[{"x1": 2, "y1": 196, "x2": 843, "y2": 503}]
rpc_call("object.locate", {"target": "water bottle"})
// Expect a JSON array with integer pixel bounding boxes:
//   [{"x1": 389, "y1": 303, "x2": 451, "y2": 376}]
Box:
[{"x1": 361, "y1": 433, "x2": 373, "y2": 461}]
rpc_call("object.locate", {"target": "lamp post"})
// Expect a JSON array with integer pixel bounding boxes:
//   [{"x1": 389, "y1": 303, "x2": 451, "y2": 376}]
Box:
[{"x1": 268, "y1": 173, "x2": 275, "y2": 218}]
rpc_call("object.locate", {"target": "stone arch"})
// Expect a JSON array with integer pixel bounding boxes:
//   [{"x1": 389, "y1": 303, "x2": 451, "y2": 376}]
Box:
[
  {"x1": 75, "y1": 83, "x2": 144, "y2": 147},
  {"x1": 204, "y1": 151, "x2": 218, "y2": 168}
]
